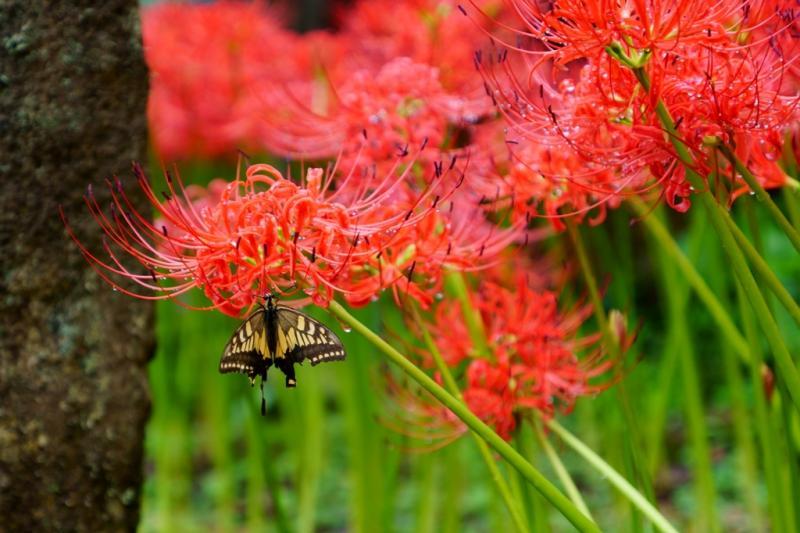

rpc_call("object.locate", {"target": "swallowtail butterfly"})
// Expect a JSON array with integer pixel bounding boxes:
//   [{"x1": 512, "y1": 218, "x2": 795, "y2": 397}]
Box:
[{"x1": 219, "y1": 294, "x2": 346, "y2": 414}]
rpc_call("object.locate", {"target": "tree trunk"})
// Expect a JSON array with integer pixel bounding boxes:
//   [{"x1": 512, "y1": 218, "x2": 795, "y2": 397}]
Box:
[{"x1": 0, "y1": 2, "x2": 153, "y2": 531}]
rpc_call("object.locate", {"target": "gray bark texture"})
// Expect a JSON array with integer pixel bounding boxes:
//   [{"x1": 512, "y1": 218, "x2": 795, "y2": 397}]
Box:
[{"x1": 0, "y1": 2, "x2": 153, "y2": 531}]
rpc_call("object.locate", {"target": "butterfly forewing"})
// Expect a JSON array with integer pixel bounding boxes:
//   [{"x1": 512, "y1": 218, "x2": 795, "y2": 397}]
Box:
[
  {"x1": 275, "y1": 306, "x2": 346, "y2": 366},
  {"x1": 219, "y1": 309, "x2": 270, "y2": 378}
]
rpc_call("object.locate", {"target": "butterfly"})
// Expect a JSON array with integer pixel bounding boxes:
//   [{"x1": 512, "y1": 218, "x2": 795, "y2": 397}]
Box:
[{"x1": 219, "y1": 294, "x2": 346, "y2": 414}]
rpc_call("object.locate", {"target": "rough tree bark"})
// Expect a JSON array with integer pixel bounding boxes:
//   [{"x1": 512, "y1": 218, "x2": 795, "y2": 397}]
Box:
[{"x1": 0, "y1": 2, "x2": 153, "y2": 531}]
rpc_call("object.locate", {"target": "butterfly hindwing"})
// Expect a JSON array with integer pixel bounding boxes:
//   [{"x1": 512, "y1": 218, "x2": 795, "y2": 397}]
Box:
[
  {"x1": 219, "y1": 309, "x2": 271, "y2": 379},
  {"x1": 274, "y1": 305, "x2": 346, "y2": 366}
]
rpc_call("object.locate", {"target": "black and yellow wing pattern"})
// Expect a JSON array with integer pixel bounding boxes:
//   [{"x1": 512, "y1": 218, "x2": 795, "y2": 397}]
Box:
[
  {"x1": 219, "y1": 308, "x2": 270, "y2": 381},
  {"x1": 219, "y1": 296, "x2": 346, "y2": 413}
]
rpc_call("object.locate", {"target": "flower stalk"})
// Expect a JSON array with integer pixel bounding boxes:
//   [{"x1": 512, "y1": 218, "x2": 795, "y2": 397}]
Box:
[
  {"x1": 410, "y1": 304, "x2": 531, "y2": 533},
  {"x1": 721, "y1": 212, "x2": 800, "y2": 328},
  {"x1": 627, "y1": 65, "x2": 800, "y2": 414},
  {"x1": 326, "y1": 300, "x2": 600, "y2": 532},
  {"x1": 545, "y1": 419, "x2": 680, "y2": 533},
  {"x1": 628, "y1": 197, "x2": 749, "y2": 361},
  {"x1": 714, "y1": 142, "x2": 800, "y2": 254}
]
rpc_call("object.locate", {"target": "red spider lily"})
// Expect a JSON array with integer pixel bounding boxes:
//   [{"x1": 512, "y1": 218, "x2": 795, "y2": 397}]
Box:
[
  {"x1": 143, "y1": 1, "x2": 313, "y2": 159},
  {"x1": 332, "y1": 0, "x2": 502, "y2": 93},
  {"x1": 256, "y1": 57, "x2": 484, "y2": 171},
  {"x1": 406, "y1": 263, "x2": 623, "y2": 440},
  {"x1": 469, "y1": 0, "x2": 799, "y2": 212},
  {"x1": 471, "y1": 124, "x2": 627, "y2": 229},
  {"x1": 142, "y1": 0, "x2": 500, "y2": 162},
  {"x1": 63, "y1": 152, "x2": 517, "y2": 316}
]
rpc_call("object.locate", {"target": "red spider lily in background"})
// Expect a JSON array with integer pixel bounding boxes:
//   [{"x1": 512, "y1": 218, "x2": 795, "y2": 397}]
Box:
[
  {"x1": 332, "y1": 0, "x2": 502, "y2": 93},
  {"x1": 143, "y1": 1, "x2": 314, "y2": 160},
  {"x1": 255, "y1": 57, "x2": 486, "y2": 172},
  {"x1": 142, "y1": 0, "x2": 500, "y2": 163},
  {"x1": 399, "y1": 262, "x2": 625, "y2": 440},
  {"x1": 63, "y1": 150, "x2": 521, "y2": 316},
  {"x1": 470, "y1": 0, "x2": 800, "y2": 213}
]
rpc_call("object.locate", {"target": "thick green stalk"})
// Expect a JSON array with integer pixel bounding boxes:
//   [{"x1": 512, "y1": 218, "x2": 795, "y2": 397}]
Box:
[
  {"x1": 736, "y1": 281, "x2": 793, "y2": 531},
  {"x1": 783, "y1": 186, "x2": 800, "y2": 230},
  {"x1": 531, "y1": 419, "x2": 593, "y2": 520},
  {"x1": 515, "y1": 427, "x2": 552, "y2": 532},
  {"x1": 702, "y1": 223, "x2": 765, "y2": 531},
  {"x1": 411, "y1": 305, "x2": 531, "y2": 533},
  {"x1": 566, "y1": 222, "x2": 654, "y2": 506},
  {"x1": 546, "y1": 419, "x2": 680, "y2": 533},
  {"x1": 327, "y1": 301, "x2": 600, "y2": 532},
  {"x1": 658, "y1": 234, "x2": 719, "y2": 532},
  {"x1": 444, "y1": 272, "x2": 491, "y2": 358},
  {"x1": 742, "y1": 206, "x2": 800, "y2": 531},
  {"x1": 721, "y1": 211, "x2": 800, "y2": 328},
  {"x1": 701, "y1": 186, "x2": 800, "y2": 413},
  {"x1": 716, "y1": 143, "x2": 800, "y2": 254},
  {"x1": 631, "y1": 66, "x2": 800, "y2": 414},
  {"x1": 629, "y1": 197, "x2": 749, "y2": 361}
]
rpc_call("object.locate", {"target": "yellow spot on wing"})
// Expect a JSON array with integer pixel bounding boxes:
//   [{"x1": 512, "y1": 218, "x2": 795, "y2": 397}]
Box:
[
  {"x1": 287, "y1": 328, "x2": 298, "y2": 349},
  {"x1": 307, "y1": 321, "x2": 315, "y2": 335},
  {"x1": 276, "y1": 327, "x2": 288, "y2": 358},
  {"x1": 245, "y1": 321, "x2": 252, "y2": 336},
  {"x1": 297, "y1": 315, "x2": 306, "y2": 332},
  {"x1": 254, "y1": 331, "x2": 267, "y2": 358}
]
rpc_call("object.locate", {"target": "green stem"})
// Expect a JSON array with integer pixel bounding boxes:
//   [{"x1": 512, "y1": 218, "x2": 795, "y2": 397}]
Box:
[
  {"x1": 546, "y1": 419, "x2": 679, "y2": 533},
  {"x1": 444, "y1": 272, "x2": 491, "y2": 358},
  {"x1": 628, "y1": 197, "x2": 749, "y2": 361},
  {"x1": 531, "y1": 418, "x2": 593, "y2": 520},
  {"x1": 657, "y1": 230, "x2": 719, "y2": 532},
  {"x1": 721, "y1": 210, "x2": 800, "y2": 328},
  {"x1": 702, "y1": 185, "x2": 800, "y2": 413},
  {"x1": 632, "y1": 65, "x2": 800, "y2": 414},
  {"x1": 565, "y1": 223, "x2": 607, "y2": 333},
  {"x1": 783, "y1": 186, "x2": 800, "y2": 230},
  {"x1": 566, "y1": 222, "x2": 654, "y2": 506},
  {"x1": 736, "y1": 280, "x2": 792, "y2": 532},
  {"x1": 716, "y1": 143, "x2": 800, "y2": 254},
  {"x1": 326, "y1": 301, "x2": 600, "y2": 532},
  {"x1": 411, "y1": 305, "x2": 531, "y2": 533}
]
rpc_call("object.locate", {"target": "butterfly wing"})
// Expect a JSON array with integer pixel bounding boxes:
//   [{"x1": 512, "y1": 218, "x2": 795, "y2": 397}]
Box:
[
  {"x1": 219, "y1": 308, "x2": 271, "y2": 380},
  {"x1": 274, "y1": 306, "x2": 346, "y2": 366}
]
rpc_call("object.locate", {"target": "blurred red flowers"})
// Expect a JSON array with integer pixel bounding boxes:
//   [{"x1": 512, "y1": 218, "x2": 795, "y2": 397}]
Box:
[
  {"x1": 404, "y1": 265, "x2": 623, "y2": 440},
  {"x1": 142, "y1": 0, "x2": 495, "y2": 164}
]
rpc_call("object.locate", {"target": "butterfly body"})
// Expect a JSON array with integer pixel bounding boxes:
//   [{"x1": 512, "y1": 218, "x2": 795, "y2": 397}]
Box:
[{"x1": 219, "y1": 295, "x2": 346, "y2": 391}]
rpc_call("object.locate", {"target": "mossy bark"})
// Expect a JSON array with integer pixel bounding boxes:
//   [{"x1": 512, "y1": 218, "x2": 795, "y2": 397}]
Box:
[{"x1": 0, "y1": 2, "x2": 153, "y2": 531}]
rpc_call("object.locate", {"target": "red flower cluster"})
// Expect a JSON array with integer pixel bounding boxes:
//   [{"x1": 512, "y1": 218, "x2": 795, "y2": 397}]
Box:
[
  {"x1": 259, "y1": 57, "x2": 483, "y2": 174},
  {"x1": 473, "y1": 0, "x2": 799, "y2": 212},
  {"x1": 66, "y1": 154, "x2": 519, "y2": 315},
  {"x1": 142, "y1": 2, "x2": 319, "y2": 160},
  {"x1": 142, "y1": 0, "x2": 496, "y2": 164},
  {"x1": 409, "y1": 264, "x2": 621, "y2": 439}
]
